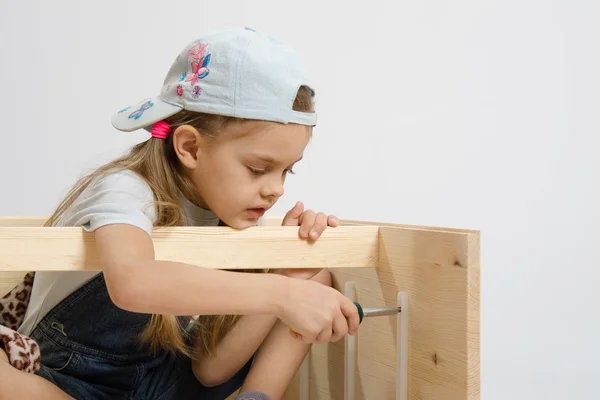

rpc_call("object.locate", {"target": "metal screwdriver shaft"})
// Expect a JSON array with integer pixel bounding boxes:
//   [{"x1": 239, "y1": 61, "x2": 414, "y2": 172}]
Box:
[{"x1": 353, "y1": 302, "x2": 401, "y2": 323}]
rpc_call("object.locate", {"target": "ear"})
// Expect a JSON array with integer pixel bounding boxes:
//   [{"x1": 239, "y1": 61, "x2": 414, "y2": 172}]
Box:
[{"x1": 171, "y1": 125, "x2": 205, "y2": 169}]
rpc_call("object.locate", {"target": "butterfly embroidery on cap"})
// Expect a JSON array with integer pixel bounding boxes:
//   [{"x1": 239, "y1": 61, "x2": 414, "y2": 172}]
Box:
[
  {"x1": 118, "y1": 106, "x2": 131, "y2": 114},
  {"x1": 185, "y1": 41, "x2": 211, "y2": 86},
  {"x1": 128, "y1": 100, "x2": 154, "y2": 120}
]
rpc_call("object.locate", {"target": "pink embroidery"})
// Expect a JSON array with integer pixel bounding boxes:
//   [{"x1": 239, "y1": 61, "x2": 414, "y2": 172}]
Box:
[
  {"x1": 187, "y1": 41, "x2": 209, "y2": 60},
  {"x1": 185, "y1": 41, "x2": 211, "y2": 86},
  {"x1": 176, "y1": 84, "x2": 183, "y2": 97},
  {"x1": 192, "y1": 85, "x2": 201, "y2": 98}
]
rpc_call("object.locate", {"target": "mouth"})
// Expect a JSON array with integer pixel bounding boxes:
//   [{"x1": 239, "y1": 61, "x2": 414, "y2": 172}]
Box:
[{"x1": 247, "y1": 206, "x2": 269, "y2": 218}]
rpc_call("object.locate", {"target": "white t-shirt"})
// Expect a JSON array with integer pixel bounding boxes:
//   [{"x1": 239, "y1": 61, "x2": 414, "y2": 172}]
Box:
[{"x1": 18, "y1": 169, "x2": 222, "y2": 336}]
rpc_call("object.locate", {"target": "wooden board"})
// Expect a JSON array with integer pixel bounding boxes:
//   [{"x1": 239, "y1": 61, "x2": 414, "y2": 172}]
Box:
[
  {"x1": 0, "y1": 218, "x2": 42, "y2": 294},
  {"x1": 0, "y1": 272, "x2": 26, "y2": 297},
  {"x1": 0, "y1": 216, "x2": 480, "y2": 399},
  {"x1": 0, "y1": 224, "x2": 378, "y2": 272},
  {"x1": 0, "y1": 216, "x2": 49, "y2": 227},
  {"x1": 282, "y1": 220, "x2": 480, "y2": 400},
  {"x1": 0, "y1": 215, "x2": 377, "y2": 294}
]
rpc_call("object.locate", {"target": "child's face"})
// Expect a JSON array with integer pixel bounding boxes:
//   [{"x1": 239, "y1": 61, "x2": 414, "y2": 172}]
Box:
[{"x1": 177, "y1": 120, "x2": 312, "y2": 229}]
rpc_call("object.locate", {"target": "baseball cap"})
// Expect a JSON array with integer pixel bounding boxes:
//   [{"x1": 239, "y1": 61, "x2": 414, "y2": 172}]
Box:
[{"x1": 111, "y1": 27, "x2": 317, "y2": 132}]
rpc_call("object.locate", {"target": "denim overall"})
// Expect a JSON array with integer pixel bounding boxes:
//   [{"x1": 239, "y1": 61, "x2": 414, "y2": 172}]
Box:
[{"x1": 29, "y1": 273, "x2": 252, "y2": 399}]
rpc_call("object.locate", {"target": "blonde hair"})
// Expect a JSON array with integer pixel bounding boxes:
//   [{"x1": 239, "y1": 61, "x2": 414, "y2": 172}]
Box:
[{"x1": 44, "y1": 85, "x2": 315, "y2": 358}]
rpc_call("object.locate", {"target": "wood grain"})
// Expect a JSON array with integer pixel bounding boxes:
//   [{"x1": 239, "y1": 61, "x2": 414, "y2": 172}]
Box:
[
  {"x1": 283, "y1": 222, "x2": 480, "y2": 400},
  {"x1": 0, "y1": 215, "x2": 480, "y2": 399},
  {"x1": 0, "y1": 224, "x2": 378, "y2": 272},
  {"x1": 0, "y1": 216, "x2": 49, "y2": 227}
]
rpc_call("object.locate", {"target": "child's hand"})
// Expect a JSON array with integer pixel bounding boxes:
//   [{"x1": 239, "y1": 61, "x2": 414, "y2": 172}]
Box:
[
  {"x1": 277, "y1": 278, "x2": 360, "y2": 343},
  {"x1": 281, "y1": 201, "x2": 340, "y2": 240},
  {"x1": 276, "y1": 201, "x2": 340, "y2": 279}
]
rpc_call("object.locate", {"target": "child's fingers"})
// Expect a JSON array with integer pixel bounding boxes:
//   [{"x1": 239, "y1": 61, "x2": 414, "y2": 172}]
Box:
[
  {"x1": 331, "y1": 312, "x2": 349, "y2": 342},
  {"x1": 340, "y1": 296, "x2": 361, "y2": 335},
  {"x1": 299, "y1": 209, "x2": 316, "y2": 238},
  {"x1": 281, "y1": 201, "x2": 304, "y2": 226},
  {"x1": 309, "y1": 212, "x2": 328, "y2": 240},
  {"x1": 327, "y1": 214, "x2": 340, "y2": 227}
]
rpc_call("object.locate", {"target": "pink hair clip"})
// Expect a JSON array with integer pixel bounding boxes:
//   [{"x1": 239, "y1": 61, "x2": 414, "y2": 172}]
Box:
[{"x1": 151, "y1": 120, "x2": 171, "y2": 139}]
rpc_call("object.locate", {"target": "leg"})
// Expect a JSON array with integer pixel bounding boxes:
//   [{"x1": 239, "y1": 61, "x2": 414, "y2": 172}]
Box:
[
  {"x1": 133, "y1": 349, "x2": 253, "y2": 400},
  {"x1": 0, "y1": 348, "x2": 73, "y2": 400},
  {"x1": 239, "y1": 269, "x2": 333, "y2": 399}
]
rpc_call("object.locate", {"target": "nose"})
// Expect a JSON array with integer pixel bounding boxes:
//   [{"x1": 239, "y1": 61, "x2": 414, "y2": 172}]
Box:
[{"x1": 260, "y1": 176, "x2": 285, "y2": 200}]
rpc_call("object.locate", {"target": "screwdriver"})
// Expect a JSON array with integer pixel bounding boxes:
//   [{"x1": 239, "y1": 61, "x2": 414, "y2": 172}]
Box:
[
  {"x1": 353, "y1": 301, "x2": 401, "y2": 322},
  {"x1": 290, "y1": 301, "x2": 401, "y2": 336}
]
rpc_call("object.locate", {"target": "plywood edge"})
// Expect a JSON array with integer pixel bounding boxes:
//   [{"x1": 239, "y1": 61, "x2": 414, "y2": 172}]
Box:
[
  {"x1": 466, "y1": 230, "x2": 481, "y2": 399},
  {"x1": 260, "y1": 215, "x2": 480, "y2": 235},
  {"x1": 0, "y1": 216, "x2": 480, "y2": 236},
  {"x1": 342, "y1": 218, "x2": 479, "y2": 235},
  {"x1": 0, "y1": 216, "x2": 49, "y2": 227},
  {"x1": 0, "y1": 225, "x2": 378, "y2": 272}
]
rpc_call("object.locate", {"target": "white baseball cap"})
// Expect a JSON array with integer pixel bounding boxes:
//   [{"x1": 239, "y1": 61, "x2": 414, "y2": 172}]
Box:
[{"x1": 111, "y1": 27, "x2": 317, "y2": 133}]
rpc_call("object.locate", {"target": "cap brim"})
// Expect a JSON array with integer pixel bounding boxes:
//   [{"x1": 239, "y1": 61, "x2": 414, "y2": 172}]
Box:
[{"x1": 111, "y1": 96, "x2": 182, "y2": 133}]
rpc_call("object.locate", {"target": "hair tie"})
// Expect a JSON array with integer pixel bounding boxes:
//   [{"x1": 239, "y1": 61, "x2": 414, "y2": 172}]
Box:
[{"x1": 151, "y1": 120, "x2": 171, "y2": 139}]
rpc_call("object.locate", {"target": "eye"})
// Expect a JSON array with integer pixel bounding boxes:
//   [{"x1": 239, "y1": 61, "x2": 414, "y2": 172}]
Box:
[
  {"x1": 248, "y1": 167, "x2": 265, "y2": 175},
  {"x1": 284, "y1": 169, "x2": 296, "y2": 175}
]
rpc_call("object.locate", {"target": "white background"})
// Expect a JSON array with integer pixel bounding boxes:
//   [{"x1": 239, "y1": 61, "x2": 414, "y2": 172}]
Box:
[{"x1": 1, "y1": 0, "x2": 598, "y2": 398}]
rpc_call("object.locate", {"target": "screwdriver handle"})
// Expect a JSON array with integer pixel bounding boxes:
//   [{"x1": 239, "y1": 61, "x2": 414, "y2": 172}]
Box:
[
  {"x1": 354, "y1": 301, "x2": 364, "y2": 324},
  {"x1": 289, "y1": 301, "x2": 364, "y2": 336}
]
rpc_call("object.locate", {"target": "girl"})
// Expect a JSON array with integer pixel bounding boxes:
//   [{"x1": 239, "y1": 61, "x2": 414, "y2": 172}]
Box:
[{"x1": 0, "y1": 27, "x2": 359, "y2": 399}]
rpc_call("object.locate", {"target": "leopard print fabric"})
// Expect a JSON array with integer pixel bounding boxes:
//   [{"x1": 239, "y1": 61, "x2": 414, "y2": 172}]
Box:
[
  {"x1": 0, "y1": 272, "x2": 41, "y2": 373},
  {"x1": 1, "y1": 272, "x2": 34, "y2": 330}
]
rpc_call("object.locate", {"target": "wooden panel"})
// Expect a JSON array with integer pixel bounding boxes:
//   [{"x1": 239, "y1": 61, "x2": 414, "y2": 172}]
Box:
[
  {"x1": 0, "y1": 272, "x2": 26, "y2": 297},
  {"x1": 0, "y1": 224, "x2": 378, "y2": 272},
  {"x1": 1, "y1": 218, "x2": 43, "y2": 294},
  {"x1": 1, "y1": 215, "x2": 478, "y2": 234},
  {"x1": 263, "y1": 215, "x2": 478, "y2": 235},
  {"x1": 286, "y1": 224, "x2": 480, "y2": 400},
  {"x1": 342, "y1": 218, "x2": 479, "y2": 235},
  {"x1": 1, "y1": 215, "x2": 480, "y2": 399},
  {"x1": 0, "y1": 216, "x2": 48, "y2": 227}
]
